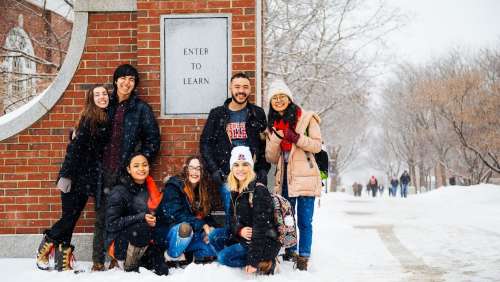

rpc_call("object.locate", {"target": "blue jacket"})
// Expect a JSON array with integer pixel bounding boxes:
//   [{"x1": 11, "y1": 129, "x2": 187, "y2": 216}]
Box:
[{"x1": 154, "y1": 176, "x2": 214, "y2": 249}]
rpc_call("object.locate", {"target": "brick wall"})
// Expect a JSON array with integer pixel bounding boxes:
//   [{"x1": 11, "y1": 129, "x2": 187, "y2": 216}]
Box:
[{"x1": 0, "y1": 0, "x2": 257, "y2": 234}]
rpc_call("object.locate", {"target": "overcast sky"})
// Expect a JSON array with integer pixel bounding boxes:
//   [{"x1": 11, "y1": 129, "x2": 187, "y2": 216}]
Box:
[{"x1": 341, "y1": 0, "x2": 500, "y2": 186}]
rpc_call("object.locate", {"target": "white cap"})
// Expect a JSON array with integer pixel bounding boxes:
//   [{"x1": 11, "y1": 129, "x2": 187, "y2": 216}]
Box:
[
  {"x1": 230, "y1": 146, "x2": 254, "y2": 168},
  {"x1": 267, "y1": 79, "x2": 293, "y2": 104}
]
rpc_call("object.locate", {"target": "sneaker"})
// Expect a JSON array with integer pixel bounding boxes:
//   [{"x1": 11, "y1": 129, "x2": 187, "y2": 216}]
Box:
[
  {"x1": 54, "y1": 244, "x2": 75, "y2": 271},
  {"x1": 36, "y1": 234, "x2": 56, "y2": 270}
]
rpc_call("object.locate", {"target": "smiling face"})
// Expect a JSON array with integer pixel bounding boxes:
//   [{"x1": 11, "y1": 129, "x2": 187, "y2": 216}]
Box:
[
  {"x1": 230, "y1": 77, "x2": 251, "y2": 105},
  {"x1": 232, "y1": 160, "x2": 252, "y2": 182},
  {"x1": 115, "y1": 75, "x2": 136, "y2": 102},
  {"x1": 127, "y1": 155, "x2": 149, "y2": 184},
  {"x1": 270, "y1": 93, "x2": 290, "y2": 115},
  {"x1": 187, "y1": 158, "x2": 201, "y2": 186},
  {"x1": 92, "y1": 86, "x2": 109, "y2": 109}
]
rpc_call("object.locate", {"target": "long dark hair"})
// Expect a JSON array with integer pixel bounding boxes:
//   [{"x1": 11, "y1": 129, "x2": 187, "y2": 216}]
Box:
[
  {"x1": 76, "y1": 84, "x2": 108, "y2": 136},
  {"x1": 267, "y1": 101, "x2": 300, "y2": 130},
  {"x1": 176, "y1": 155, "x2": 211, "y2": 217}
]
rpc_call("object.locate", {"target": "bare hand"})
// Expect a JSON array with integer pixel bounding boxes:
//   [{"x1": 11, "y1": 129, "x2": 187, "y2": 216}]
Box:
[
  {"x1": 203, "y1": 224, "x2": 214, "y2": 243},
  {"x1": 240, "y1": 227, "x2": 252, "y2": 240},
  {"x1": 145, "y1": 213, "x2": 156, "y2": 227},
  {"x1": 245, "y1": 265, "x2": 257, "y2": 273}
]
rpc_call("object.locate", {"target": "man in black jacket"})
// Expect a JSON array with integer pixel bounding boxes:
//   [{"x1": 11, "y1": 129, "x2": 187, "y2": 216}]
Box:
[
  {"x1": 97, "y1": 64, "x2": 160, "y2": 269},
  {"x1": 200, "y1": 72, "x2": 270, "y2": 228}
]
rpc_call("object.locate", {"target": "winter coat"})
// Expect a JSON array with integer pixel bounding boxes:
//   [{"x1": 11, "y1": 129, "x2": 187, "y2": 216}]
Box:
[
  {"x1": 400, "y1": 173, "x2": 411, "y2": 185},
  {"x1": 228, "y1": 181, "x2": 280, "y2": 268},
  {"x1": 58, "y1": 117, "x2": 110, "y2": 200},
  {"x1": 154, "y1": 176, "x2": 215, "y2": 249},
  {"x1": 200, "y1": 98, "x2": 270, "y2": 183},
  {"x1": 367, "y1": 178, "x2": 378, "y2": 190},
  {"x1": 105, "y1": 176, "x2": 151, "y2": 249},
  {"x1": 107, "y1": 92, "x2": 160, "y2": 168},
  {"x1": 390, "y1": 179, "x2": 399, "y2": 187},
  {"x1": 265, "y1": 110, "x2": 322, "y2": 197}
]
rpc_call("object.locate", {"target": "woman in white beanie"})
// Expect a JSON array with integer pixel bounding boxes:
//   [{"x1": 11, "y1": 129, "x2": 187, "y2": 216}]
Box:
[
  {"x1": 208, "y1": 146, "x2": 280, "y2": 275},
  {"x1": 265, "y1": 79, "x2": 322, "y2": 271}
]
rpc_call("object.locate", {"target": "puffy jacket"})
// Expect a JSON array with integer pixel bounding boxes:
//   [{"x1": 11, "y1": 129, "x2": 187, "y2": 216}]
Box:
[
  {"x1": 228, "y1": 181, "x2": 280, "y2": 268},
  {"x1": 58, "y1": 117, "x2": 109, "y2": 202},
  {"x1": 105, "y1": 176, "x2": 150, "y2": 249},
  {"x1": 107, "y1": 92, "x2": 160, "y2": 167},
  {"x1": 154, "y1": 176, "x2": 215, "y2": 249},
  {"x1": 200, "y1": 98, "x2": 270, "y2": 183},
  {"x1": 265, "y1": 110, "x2": 322, "y2": 197},
  {"x1": 400, "y1": 173, "x2": 411, "y2": 185}
]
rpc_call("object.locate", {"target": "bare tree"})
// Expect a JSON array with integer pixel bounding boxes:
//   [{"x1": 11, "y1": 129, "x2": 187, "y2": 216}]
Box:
[{"x1": 0, "y1": 0, "x2": 73, "y2": 114}]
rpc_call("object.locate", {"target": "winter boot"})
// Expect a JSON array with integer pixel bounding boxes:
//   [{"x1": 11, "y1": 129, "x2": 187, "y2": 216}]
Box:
[
  {"x1": 123, "y1": 243, "x2": 148, "y2": 272},
  {"x1": 91, "y1": 262, "x2": 105, "y2": 271},
  {"x1": 54, "y1": 244, "x2": 75, "y2": 271},
  {"x1": 36, "y1": 234, "x2": 56, "y2": 270},
  {"x1": 193, "y1": 256, "x2": 216, "y2": 265},
  {"x1": 295, "y1": 256, "x2": 309, "y2": 271},
  {"x1": 282, "y1": 251, "x2": 298, "y2": 262}
]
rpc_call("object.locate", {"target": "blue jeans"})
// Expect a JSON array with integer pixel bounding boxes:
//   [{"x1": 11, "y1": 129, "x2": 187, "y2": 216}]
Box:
[
  {"x1": 282, "y1": 166, "x2": 315, "y2": 257},
  {"x1": 166, "y1": 223, "x2": 216, "y2": 259},
  {"x1": 391, "y1": 185, "x2": 397, "y2": 197},
  {"x1": 219, "y1": 182, "x2": 232, "y2": 229},
  {"x1": 208, "y1": 227, "x2": 248, "y2": 267},
  {"x1": 401, "y1": 184, "x2": 408, "y2": 198}
]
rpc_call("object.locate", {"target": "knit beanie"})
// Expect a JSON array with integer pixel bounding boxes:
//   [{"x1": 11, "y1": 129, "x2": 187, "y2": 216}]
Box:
[
  {"x1": 267, "y1": 79, "x2": 294, "y2": 104},
  {"x1": 229, "y1": 146, "x2": 254, "y2": 168}
]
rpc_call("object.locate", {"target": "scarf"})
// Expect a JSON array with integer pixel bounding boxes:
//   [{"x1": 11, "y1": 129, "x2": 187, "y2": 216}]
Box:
[{"x1": 273, "y1": 107, "x2": 301, "y2": 152}]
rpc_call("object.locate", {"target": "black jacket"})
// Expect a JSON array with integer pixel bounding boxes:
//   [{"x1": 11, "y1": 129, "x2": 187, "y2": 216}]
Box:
[
  {"x1": 154, "y1": 176, "x2": 215, "y2": 249},
  {"x1": 228, "y1": 181, "x2": 280, "y2": 268},
  {"x1": 200, "y1": 98, "x2": 270, "y2": 183},
  {"x1": 59, "y1": 117, "x2": 110, "y2": 199},
  {"x1": 105, "y1": 176, "x2": 150, "y2": 249},
  {"x1": 400, "y1": 173, "x2": 411, "y2": 185},
  {"x1": 107, "y1": 92, "x2": 160, "y2": 168},
  {"x1": 390, "y1": 179, "x2": 399, "y2": 187}
]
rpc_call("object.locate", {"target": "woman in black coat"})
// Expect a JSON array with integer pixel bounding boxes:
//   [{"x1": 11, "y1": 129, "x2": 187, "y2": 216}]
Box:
[
  {"x1": 36, "y1": 85, "x2": 110, "y2": 271},
  {"x1": 154, "y1": 156, "x2": 217, "y2": 264},
  {"x1": 208, "y1": 146, "x2": 280, "y2": 275},
  {"x1": 105, "y1": 152, "x2": 168, "y2": 275}
]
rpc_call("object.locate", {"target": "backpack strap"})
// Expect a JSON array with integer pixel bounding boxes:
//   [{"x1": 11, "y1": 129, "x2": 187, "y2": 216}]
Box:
[{"x1": 248, "y1": 183, "x2": 267, "y2": 208}]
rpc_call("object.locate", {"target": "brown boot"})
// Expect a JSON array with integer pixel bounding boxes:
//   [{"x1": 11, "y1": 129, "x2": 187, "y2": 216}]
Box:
[
  {"x1": 123, "y1": 244, "x2": 148, "y2": 272},
  {"x1": 91, "y1": 262, "x2": 105, "y2": 271},
  {"x1": 282, "y1": 252, "x2": 299, "y2": 262},
  {"x1": 54, "y1": 244, "x2": 75, "y2": 271},
  {"x1": 296, "y1": 256, "x2": 308, "y2": 271},
  {"x1": 108, "y1": 258, "x2": 120, "y2": 270},
  {"x1": 36, "y1": 234, "x2": 56, "y2": 270}
]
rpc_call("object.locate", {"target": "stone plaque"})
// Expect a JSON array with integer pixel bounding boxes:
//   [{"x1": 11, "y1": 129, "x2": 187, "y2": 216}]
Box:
[{"x1": 161, "y1": 14, "x2": 231, "y2": 116}]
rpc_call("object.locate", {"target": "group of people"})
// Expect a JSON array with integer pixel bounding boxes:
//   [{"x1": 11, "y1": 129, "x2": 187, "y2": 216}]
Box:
[
  {"x1": 351, "y1": 171, "x2": 412, "y2": 198},
  {"x1": 35, "y1": 65, "x2": 323, "y2": 276}
]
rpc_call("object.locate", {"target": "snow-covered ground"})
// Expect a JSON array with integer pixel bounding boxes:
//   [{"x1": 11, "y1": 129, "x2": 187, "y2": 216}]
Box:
[{"x1": 2, "y1": 184, "x2": 500, "y2": 282}]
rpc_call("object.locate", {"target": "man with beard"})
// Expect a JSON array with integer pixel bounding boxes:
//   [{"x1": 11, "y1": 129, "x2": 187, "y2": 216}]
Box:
[{"x1": 200, "y1": 72, "x2": 269, "y2": 228}]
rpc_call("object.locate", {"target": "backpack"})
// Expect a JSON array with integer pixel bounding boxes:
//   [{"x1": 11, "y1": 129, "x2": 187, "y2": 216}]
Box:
[{"x1": 250, "y1": 184, "x2": 298, "y2": 248}]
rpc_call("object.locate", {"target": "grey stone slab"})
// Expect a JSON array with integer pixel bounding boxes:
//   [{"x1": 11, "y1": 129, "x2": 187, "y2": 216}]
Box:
[
  {"x1": 75, "y1": 0, "x2": 136, "y2": 12},
  {"x1": 0, "y1": 234, "x2": 93, "y2": 261}
]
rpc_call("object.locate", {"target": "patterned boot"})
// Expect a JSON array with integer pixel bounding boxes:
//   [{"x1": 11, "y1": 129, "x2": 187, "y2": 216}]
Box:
[
  {"x1": 54, "y1": 244, "x2": 75, "y2": 271},
  {"x1": 36, "y1": 234, "x2": 56, "y2": 270}
]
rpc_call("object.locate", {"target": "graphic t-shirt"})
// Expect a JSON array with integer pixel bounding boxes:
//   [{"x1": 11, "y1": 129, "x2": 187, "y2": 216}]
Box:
[{"x1": 226, "y1": 108, "x2": 248, "y2": 146}]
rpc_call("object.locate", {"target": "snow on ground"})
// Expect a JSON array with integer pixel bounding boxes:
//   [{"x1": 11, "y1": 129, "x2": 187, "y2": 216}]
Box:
[{"x1": 2, "y1": 184, "x2": 500, "y2": 282}]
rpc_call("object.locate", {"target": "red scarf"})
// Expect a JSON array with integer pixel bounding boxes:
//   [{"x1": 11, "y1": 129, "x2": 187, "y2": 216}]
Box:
[
  {"x1": 273, "y1": 108, "x2": 301, "y2": 152},
  {"x1": 146, "y1": 176, "x2": 162, "y2": 212}
]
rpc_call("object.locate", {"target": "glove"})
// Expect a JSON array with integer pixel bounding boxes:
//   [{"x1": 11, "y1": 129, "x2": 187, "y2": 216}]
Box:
[
  {"x1": 57, "y1": 177, "x2": 72, "y2": 193},
  {"x1": 211, "y1": 170, "x2": 226, "y2": 186},
  {"x1": 284, "y1": 128, "x2": 300, "y2": 144}
]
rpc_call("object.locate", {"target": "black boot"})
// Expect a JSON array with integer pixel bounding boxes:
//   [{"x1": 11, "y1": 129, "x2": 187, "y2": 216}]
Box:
[
  {"x1": 54, "y1": 244, "x2": 75, "y2": 271},
  {"x1": 36, "y1": 234, "x2": 56, "y2": 270}
]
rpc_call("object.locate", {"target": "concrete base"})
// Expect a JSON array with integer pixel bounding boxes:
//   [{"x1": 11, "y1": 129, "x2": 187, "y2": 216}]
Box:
[{"x1": 0, "y1": 234, "x2": 93, "y2": 261}]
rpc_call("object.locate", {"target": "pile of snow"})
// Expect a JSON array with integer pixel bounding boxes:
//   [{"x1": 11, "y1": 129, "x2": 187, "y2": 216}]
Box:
[{"x1": 2, "y1": 184, "x2": 499, "y2": 281}]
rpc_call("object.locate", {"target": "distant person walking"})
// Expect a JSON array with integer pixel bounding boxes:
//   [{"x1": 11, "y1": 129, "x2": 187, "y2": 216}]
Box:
[
  {"x1": 400, "y1": 170, "x2": 411, "y2": 198},
  {"x1": 367, "y1": 176, "x2": 378, "y2": 198},
  {"x1": 390, "y1": 176, "x2": 399, "y2": 197}
]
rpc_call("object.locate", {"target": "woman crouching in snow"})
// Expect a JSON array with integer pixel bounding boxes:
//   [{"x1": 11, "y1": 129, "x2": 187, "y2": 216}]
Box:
[
  {"x1": 154, "y1": 156, "x2": 217, "y2": 266},
  {"x1": 105, "y1": 153, "x2": 169, "y2": 275},
  {"x1": 209, "y1": 146, "x2": 280, "y2": 275}
]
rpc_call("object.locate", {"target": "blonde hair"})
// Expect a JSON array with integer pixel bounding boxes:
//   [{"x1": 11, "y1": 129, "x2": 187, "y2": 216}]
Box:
[{"x1": 227, "y1": 168, "x2": 256, "y2": 193}]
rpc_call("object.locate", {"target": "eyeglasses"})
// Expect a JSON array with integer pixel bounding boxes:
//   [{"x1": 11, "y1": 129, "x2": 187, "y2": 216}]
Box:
[
  {"x1": 271, "y1": 95, "x2": 288, "y2": 102},
  {"x1": 188, "y1": 166, "x2": 201, "y2": 171}
]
